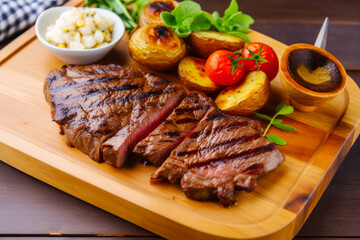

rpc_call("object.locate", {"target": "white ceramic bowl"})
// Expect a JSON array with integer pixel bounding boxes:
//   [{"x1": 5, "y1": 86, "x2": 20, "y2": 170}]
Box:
[{"x1": 35, "y1": 7, "x2": 125, "y2": 65}]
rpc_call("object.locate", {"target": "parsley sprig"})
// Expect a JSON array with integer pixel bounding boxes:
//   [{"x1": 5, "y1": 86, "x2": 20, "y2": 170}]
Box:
[{"x1": 253, "y1": 104, "x2": 296, "y2": 145}]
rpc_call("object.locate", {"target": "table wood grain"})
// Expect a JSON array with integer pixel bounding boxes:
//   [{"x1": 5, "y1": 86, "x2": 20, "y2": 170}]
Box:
[{"x1": 0, "y1": 0, "x2": 359, "y2": 239}]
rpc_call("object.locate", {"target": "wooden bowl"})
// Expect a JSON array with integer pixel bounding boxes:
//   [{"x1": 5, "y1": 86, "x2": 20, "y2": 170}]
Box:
[{"x1": 280, "y1": 43, "x2": 346, "y2": 112}]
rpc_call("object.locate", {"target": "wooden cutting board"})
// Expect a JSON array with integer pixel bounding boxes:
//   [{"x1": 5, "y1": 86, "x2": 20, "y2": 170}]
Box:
[{"x1": 0, "y1": 1, "x2": 359, "y2": 239}]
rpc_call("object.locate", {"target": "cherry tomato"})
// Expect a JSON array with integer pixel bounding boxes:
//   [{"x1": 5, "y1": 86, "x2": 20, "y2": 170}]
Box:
[
  {"x1": 241, "y1": 42, "x2": 279, "y2": 81},
  {"x1": 205, "y1": 50, "x2": 245, "y2": 86}
]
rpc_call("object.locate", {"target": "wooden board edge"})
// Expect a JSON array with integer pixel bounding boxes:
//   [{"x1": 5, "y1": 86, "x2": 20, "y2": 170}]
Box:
[
  {"x1": 0, "y1": 127, "x2": 298, "y2": 240},
  {"x1": 290, "y1": 126, "x2": 358, "y2": 237}
]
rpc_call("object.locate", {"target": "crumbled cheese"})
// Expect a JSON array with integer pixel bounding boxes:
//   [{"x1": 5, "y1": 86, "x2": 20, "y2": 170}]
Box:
[{"x1": 46, "y1": 8, "x2": 113, "y2": 49}]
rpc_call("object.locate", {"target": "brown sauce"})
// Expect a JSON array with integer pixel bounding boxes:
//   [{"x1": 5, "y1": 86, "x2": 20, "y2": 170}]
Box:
[{"x1": 287, "y1": 49, "x2": 342, "y2": 92}]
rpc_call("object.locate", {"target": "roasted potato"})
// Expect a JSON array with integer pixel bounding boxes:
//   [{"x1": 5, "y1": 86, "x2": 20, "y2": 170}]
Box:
[
  {"x1": 188, "y1": 31, "x2": 245, "y2": 59},
  {"x1": 215, "y1": 71, "x2": 270, "y2": 115},
  {"x1": 139, "y1": 0, "x2": 179, "y2": 27},
  {"x1": 128, "y1": 23, "x2": 187, "y2": 71},
  {"x1": 178, "y1": 56, "x2": 223, "y2": 95}
]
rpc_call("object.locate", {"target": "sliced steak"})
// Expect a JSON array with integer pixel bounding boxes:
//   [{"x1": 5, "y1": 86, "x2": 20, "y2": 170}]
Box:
[
  {"x1": 151, "y1": 107, "x2": 284, "y2": 206},
  {"x1": 132, "y1": 92, "x2": 213, "y2": 166},
  {"x1": 44, "y1": 64, "x2": 185, "y2": 164}
]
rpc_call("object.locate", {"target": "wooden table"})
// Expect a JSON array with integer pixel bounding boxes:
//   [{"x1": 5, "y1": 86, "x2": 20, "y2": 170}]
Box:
[{"x1": 0, "y1": 0, "x2": 359, "y2": 239}]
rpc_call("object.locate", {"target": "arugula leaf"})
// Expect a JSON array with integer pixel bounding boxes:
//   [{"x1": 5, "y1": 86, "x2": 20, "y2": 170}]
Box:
[
  {"x1": 85, "y1": 0, "x2": 143, "y2": 33},
  {"x1": 265, "y1": 134, "x2": 287, "y2": 146},
  {"x1": 129, "y1": 0, "x2": 148, "y2": 22}
]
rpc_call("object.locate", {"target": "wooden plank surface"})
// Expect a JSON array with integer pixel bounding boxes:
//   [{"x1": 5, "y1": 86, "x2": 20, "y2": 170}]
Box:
[{"x1": 0, "y1": 0, "x2": 359, "y2": 236}]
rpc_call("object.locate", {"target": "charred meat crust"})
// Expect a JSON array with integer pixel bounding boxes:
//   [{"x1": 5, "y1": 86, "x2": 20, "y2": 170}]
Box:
[
  {"x1": 44, "y1": 64, "x2": 185, "y2": 163},
  {"x1": 133, "y1": 91, "x2": 213, "y2": 167},
  {"x1": 151, "y1": 106, "x2": 284, "y2": 207}
]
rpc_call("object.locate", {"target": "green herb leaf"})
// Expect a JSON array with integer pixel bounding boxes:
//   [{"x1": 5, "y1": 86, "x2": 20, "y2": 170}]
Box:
[
  {"x1": 276, "y1": 103, "x2": 286, "y2": 113},
  {"x1": 272, "y1": 123, "x2": 296, "y2": 131},
  {"x1": 226, "y1": 12, "x2": 254, "y2": 28},
  {"x1": 277, "y1": 105, "x2": 294, "y2": 115},
  {"x1": 265, "y1": 134, "x2": 287, "y2": 145},
  {"x1": 224, "y1": 0, "x2": 239, "y2": 19},
  {"x1": 253, "y1": 112, "x2": 272, "y2": 121},
  {"x1": 161, "y1": 12, "x2": 177, "y2": 26},
  {"x1": 191, "y1": 12, "x2": 211, "y2": 32},
  {"x1": 226, "y1": 31, "x2": 252, "y2": 43},
  {"x1": 172, "y1": 1, "x2": 202, "y2": 21},
  {"x1": 272, "y1": 119, "x2": 283, "y2": 124}
]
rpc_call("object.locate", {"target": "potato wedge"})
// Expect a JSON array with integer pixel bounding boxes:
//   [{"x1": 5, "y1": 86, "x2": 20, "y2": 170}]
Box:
[
  {"x1": 215, "y1": 71, "x2": 270, "y2": 115},
  {"x1": 188, "y1": 31, "x2": 245, "y2": 59},
  {"x1": 178, "y1": 56, "x2": 222, "y2": 95},
  {"x1": 139, "y1": 1, "x2": 179, "y2": 27},
  {"x1": 128, "y1": 24, "x2": 186, "y2": 71}
]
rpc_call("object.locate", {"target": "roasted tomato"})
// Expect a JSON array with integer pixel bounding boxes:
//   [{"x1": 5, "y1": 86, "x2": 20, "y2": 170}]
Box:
[
  {"x1": 205, "y1": 50, "x2": 245, "y2": 86},
  {"x1": 241, "y1": 42, "x2": 279, "y2": 81}
]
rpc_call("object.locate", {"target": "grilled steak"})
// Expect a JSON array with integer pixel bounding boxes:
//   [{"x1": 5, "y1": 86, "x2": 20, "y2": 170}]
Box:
[
  {"x1": 44, "y1": 64, "x2": 185, "y2": 165},
  {"x1": 151, "y1": 107, "x2": 284, "y2": 206},
  {"x1": 133, "y1": 92, "x2": 213, "y2": 166}
]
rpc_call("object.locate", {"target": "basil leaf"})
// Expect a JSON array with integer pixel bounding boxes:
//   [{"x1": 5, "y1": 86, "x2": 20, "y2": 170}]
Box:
[
  {"x1": 272, "y1": 119, "x2": 283, "y2": 124},
  {"x1": 253, "y1": 112, "x2": 271, "y2": 121},
  {"x1": 227, "y1": 12, "x2": 254, "y2": 27},
  {"x1": 226, "y1": 31, "x2": 251, "y2": 43},
  {"x1": 265, "y1": 134, "x2": 287, "y2": 145},
  {"x1": 191, "y1": 13, "x2": 211, "y2": 32},
  {"x1": 212, "y1": 11, "x2": 220, "y2": 22},
  {"x1": 172, "y1": 1, "x2": 202, "y2": 22},
  {"x1": 175, "y1": 28, "x2": 192, "y2": 38},
  {"x1": 276, "y1": 103, "x2": 286, "y2": 113},
  {"x1": 224, "y1": 0, "x2": 239, "y2": 19},
  {"x1": 230, "y1": 24, "x2": 252, "y2": 33},
  {"x1": 272, "y1": 123, "x2": 296, "y2": 131},
  {"x1": 277, "y1": 105, "x2": 294, "y2": 115},
  {"x1": 161, "y1": 12, "x2": 177, "y2": 26}
]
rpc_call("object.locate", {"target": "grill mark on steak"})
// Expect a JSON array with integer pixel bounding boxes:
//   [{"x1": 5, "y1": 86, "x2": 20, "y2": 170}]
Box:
[
  {"x1": 44, "y1": 64, "x2": 185, "y2": 163},
  {"x1": 176, "y1": 133, "x2": 262, "y2": 157},
  {"x1": 174, "y1": 104, "x2": 210, "y2": 115},
  {"x1": 189, "y1": 144, "x2": 276, "y2": 168},
  {"x1": 49, "y1": 76, "x2": 119, "y2": 93},
  {"x1": 189, "y1": 121, "x2": 248, "y2": 139},
  {"x1": 54, "y1": 83, "x2": 140, "y2": 104},
  {"x1": 152, "y1": 79, "x2": 172, "y2": 85},
  {"x1": 105, "y1": 88, "x2": 177, "y2": 105},
  {"x1": 206, "y1": 112, "x2": 226, "y2": 121},
  {"x1": 53, "y1": 87, "x2": 180, "y2": 122},
  {"x1": 174, "y1": 118, "x2": 200, "y2": 124},
  {"x1": 164, "y1": 131, "x2": 180, "y2": 137}
]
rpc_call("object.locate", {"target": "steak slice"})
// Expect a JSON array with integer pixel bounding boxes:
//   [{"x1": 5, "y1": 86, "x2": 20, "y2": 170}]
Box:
[
  {"x1": 132, "y1": 92, "x2": 213, "y2": 166},
  {"x1": 44, "y1": 64, "x2": 185, "y2": 164},
  {"x1": 151, "y1": 107, "x2": 284, "y2": 206}
]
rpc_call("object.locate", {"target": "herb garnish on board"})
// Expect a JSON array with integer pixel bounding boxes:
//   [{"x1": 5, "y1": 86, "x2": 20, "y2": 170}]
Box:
[
  {"x1": 253, "y1": 104, "x2": 296, "y2": 145},
  {"x1": 161, "y1": 0, "x2": 254, "y2": 42}
]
